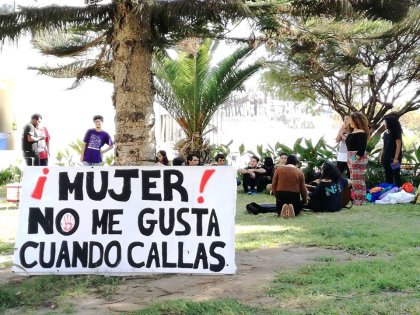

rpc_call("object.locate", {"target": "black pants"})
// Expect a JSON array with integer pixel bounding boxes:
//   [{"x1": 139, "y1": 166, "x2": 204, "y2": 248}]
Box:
[
  {"x1": 275, "y1": 191, "x2": 302, "y2": 216},
  {"x1": 242, "y1": 173, "x2": 264, "y2": 193},
  {"x1": 383, "y1": 163, "x2": 402, "y2": 187},
  {"x1": 23, "y1": 151, "x2": 39, "y2": 166},
  {"x1": 40, "y1": 158, "x2": 48, "y2": 166},
  {"x1": 337, "y1": 161, "x2": 349, "y2": 177}
]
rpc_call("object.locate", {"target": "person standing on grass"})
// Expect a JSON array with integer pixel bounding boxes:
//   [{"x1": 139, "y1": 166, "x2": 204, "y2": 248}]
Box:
[
  {"x1": 336, "y1": 115, "x2": 351, "y2": 177},
  {"x1": 345, "y1": 112, "x2": 369, "y2": 205},
  {"x1": 381, "y1": 115, "x2": 403, "y2": 187},
  {"x1": 80, "y1": 115, "x2": 114, "y2": 166},
  {"x1": 271, "y1": 154, "x2": 308, "y2": 218},
  {"x1": 22, "y1": 113, "x2": 45, "y2": 166},
  {"x1": 36, "y1": 120, "x2": 50, "y2": 166}
]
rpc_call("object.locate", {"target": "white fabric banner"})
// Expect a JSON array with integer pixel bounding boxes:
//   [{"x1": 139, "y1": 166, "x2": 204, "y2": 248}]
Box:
[{"x1": 13, "y1": 166, "x2": 237, "y2": 275}]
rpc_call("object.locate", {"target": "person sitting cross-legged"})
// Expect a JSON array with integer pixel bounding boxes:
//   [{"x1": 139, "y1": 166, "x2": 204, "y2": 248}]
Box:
[{"x1": 238, "y1": 155, "x2": 266, "y2": 195}]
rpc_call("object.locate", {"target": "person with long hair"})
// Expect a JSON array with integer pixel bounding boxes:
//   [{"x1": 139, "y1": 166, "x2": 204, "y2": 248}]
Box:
[
  {"x1": 381, "y1": 115, "x2": 403, "y2": 187},
  {"x1": 155, "y1": 150, "x2": 169, "y2": 166},
  {"x1": 271, "y1": 154, "x2": 308, "y2": 218},
  {"x1": 306, "y1": 162, "x2": 353, "y2": 212},
  {"x1": 345, "y1": 112, "x2": 369, "y2": 205},
  {"x1": 262, "y1": 156, "x2": 275, "y2": 193},
  {"x1": 335, "y1": 115, "x2": 351, "y2": 177}
]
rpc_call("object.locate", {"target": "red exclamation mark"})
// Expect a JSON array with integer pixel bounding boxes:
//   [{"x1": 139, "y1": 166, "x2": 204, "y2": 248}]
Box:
[
  {"x1": 31, "y1": 168, "x2": 49, "y2": 200},
  {"x1": 197, "y1": 169, "x2": 216, "y2": 203}
]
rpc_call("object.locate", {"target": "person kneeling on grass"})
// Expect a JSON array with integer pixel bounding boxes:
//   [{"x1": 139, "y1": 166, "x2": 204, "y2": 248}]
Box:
[
  {"x1": 272, "y1": 154, "x2": 308, "y2": 218},
  {"x1": 305, "y1": 162, "x2": 353, "y2": 212}
]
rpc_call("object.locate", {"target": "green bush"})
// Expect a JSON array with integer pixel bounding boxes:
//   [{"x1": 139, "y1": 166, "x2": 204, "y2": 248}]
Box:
[
  {"x1": 0, "y1": 165, "x2": 21, "y2": 186},
  {"x1": 55, "y1": 139, "x2": 114, "y2": 166},
  {"x1": 241, "y1": 137, "x2": 336, "y2": 183},
  {"x1": 239, "y1": 136, "x2": 419, "y2": 188}
]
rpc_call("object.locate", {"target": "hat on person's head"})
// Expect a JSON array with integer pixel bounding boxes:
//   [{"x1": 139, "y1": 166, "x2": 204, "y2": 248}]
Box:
[
  {"x1": 93, "y1": 115, "x2": 104, "y2": 122},
  {"x1": 31, "y1": 113, "x2": 42, "y2": 120}
]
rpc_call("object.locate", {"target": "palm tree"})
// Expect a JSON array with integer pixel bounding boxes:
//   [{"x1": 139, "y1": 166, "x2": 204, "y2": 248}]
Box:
[
  {"x1": 0, "y1": 0, "x2": 249, "y2": 165},
  {"x1": 153, "y1": 38, "x2": 265, "y2": 161},
  {"x1": 1, "y1": 1, "x2": 405, "y2": 166}
]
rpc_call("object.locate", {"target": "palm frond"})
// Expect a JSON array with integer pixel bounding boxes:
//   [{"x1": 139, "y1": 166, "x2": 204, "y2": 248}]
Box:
[
  {"x1": 150, "y1": 0, "x2": 250, "y2": 45},
  {"x1": 154, "y1": 38, "x2": 265, "y2": 139},
  {"x1": 204, "y1": 44, "x2": 259, "y2": 106},
  {"x1": 373, "y1": 6, "x2": 420, "y2": 39},
  {"x1": 29, "y1": 61, "x2": 93, "y2": 78},
  {"x1": 29, "y1": 59, "x2": 112, "y2": 87},
  {"x1": 32, "y1": 29, "x2": 108, "y2": 57},
  {"x1": 0, "y1": 4, "x2": 113, "y2": 43},
  {"x1": 203, "y1": 61, "x2": 265, "y2": 127}
]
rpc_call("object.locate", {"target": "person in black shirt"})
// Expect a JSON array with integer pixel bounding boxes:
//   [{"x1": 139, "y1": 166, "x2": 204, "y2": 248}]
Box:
[
  {"x1": 262, "y1": 156, "x2": 275, "y2": 193},
  {"x1": 22, "y1": 113, "x2": 45, "y2": 166},
  {"x1": 381, "y1": 115, "x2": 402, "y2": 187},
  {"x1": 345, "y1": 112, "x2": 369, "y2": 205},
  {"x1": 238, "y1": 155, "x2": 266, "y2": 194},
  {"x1": 306, "y1": 162, "x2": 353, "y2": 212}
]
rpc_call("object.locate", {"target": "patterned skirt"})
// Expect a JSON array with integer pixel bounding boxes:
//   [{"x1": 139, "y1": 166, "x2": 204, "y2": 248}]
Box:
[{"x1": 347, "y1": 151, "x2": 368, "y2": 205}]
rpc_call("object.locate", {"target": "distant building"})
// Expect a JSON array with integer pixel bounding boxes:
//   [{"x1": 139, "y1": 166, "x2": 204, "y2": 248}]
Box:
[{"x1": 154, "y1": 88, "x2": 338, "y2": 165}]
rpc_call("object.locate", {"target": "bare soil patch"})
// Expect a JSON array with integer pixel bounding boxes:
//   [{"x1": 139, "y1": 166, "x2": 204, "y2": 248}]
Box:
[{"x1": 1, "y1": 246, "x2": 371, "y2": 314}]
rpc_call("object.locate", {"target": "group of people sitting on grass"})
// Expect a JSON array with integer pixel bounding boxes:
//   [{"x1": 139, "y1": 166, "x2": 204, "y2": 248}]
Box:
[
  {"x1": 155, "y1": 150, "x2": 226, "y2": 166},
  {"x1": 241, "y1": 110, "x2": 417, "y2": 217},
  {"x1": 242, "y1": 154, "x2": 353, "y2": 218},
  {"x1": 238, "y1": 153, "x2": 288, "y2": 195}
]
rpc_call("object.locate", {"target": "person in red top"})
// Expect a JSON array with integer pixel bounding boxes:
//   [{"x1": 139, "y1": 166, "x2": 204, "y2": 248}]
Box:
[
  {"x1": 271, "y1": 154, "x2": 308, "y2": 218},
  {"x1": 36, "y1": 121, "x2": 50, "y2": 166}
]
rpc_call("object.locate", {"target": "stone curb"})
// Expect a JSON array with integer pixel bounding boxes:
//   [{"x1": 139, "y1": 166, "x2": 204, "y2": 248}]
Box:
[{"x1": 0, "y1": 205, "x2": 18, "y2": 210}]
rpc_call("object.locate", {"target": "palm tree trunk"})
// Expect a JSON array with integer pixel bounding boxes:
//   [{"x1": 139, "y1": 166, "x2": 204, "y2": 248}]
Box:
[{"x1": 112, "y1": 3, "x2": 155, "y2": 165}]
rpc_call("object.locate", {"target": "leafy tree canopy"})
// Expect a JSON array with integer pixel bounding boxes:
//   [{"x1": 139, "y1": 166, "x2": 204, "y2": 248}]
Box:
[
  {"x1": 0, "y1": 0, "x2": 253, "y2": 165},
  {"x1": 260, "y1": 3, "x2": 420, "y2": 135}
]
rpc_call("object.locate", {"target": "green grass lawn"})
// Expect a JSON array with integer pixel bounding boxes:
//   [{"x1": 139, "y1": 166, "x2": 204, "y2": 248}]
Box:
[{"x1": 1, "y1": 190, "x2": 419, "y2": 314}]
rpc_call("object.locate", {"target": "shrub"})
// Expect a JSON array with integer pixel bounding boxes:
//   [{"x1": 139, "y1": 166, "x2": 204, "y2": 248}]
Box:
[
  {"x1": 238, "y1": 137, "x2": 419, "y2": 188},
  {"x1": 0, "y1": 165, "x2": 22, "y2": 186}
]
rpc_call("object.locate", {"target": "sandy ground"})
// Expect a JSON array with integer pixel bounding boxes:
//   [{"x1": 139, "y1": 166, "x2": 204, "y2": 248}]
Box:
[{"x1": 0, "y1": 209, "x2": 370, "y2": 314}]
